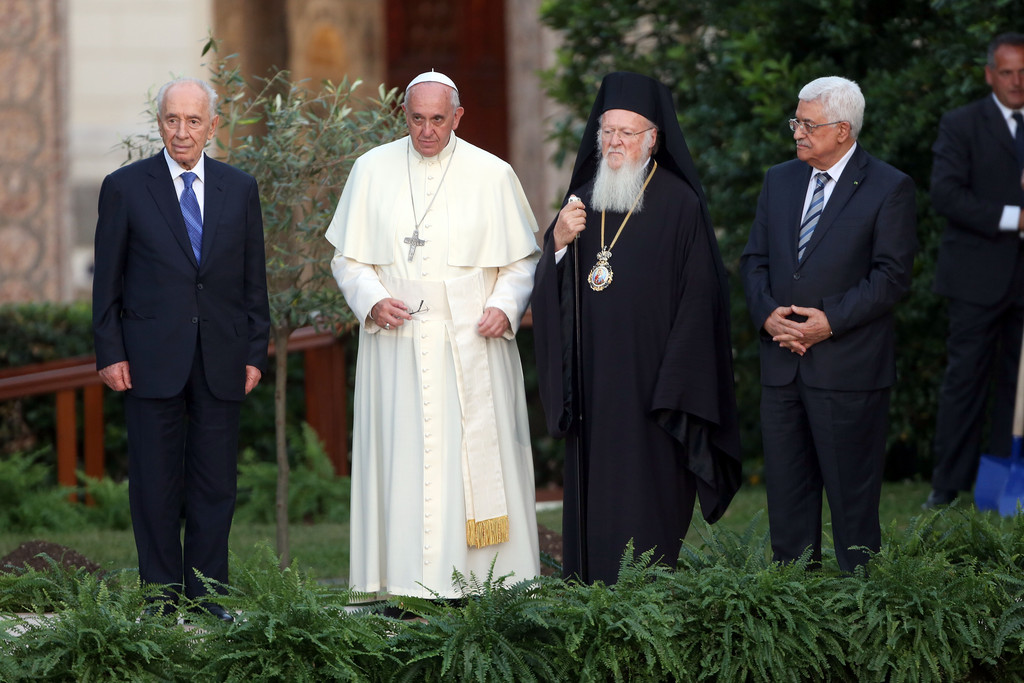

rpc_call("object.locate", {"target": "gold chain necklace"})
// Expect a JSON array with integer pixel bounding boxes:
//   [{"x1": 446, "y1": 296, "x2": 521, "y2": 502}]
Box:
[{"x1": 588, "y1": 160, "x2": 657, "y2": 291}]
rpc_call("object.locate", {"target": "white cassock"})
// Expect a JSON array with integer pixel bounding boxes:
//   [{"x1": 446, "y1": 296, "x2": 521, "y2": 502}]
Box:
[{"x1": 325, "y1": 133, "x2": 541, "y2": 598}]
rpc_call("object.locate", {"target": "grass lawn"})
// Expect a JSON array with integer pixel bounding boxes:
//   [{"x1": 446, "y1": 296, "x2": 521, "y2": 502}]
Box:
[{"x1": 0, "y1": 480, "x2": 935, "y2": 582}]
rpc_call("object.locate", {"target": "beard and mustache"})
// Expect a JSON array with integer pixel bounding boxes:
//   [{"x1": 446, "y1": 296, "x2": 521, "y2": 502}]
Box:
[{"x1": 590, "y1": 129, "x2": 655, "y2": 214}]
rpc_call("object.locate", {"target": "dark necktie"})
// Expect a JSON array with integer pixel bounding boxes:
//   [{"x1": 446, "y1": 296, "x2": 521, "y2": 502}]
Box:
[
  {"x1": 180, "y1": 171, "x2": 203, "y2": 264},
  {"x1": 1013, "y1": 112, "x2": 1024, "y2": 175},
  {"x1": 798, "y1": 172, "x2": 830, "y2": 262}
]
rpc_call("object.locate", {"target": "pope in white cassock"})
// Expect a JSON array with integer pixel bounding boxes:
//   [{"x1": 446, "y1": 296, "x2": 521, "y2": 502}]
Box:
[{"x1": 325, "y1": 71, "x2": 541, "y2": 600}]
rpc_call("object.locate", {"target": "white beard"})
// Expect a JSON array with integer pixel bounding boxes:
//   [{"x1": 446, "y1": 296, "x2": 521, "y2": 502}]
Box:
[{"x1": 590, "y1": 155, "x2": 649, "y2": 214}]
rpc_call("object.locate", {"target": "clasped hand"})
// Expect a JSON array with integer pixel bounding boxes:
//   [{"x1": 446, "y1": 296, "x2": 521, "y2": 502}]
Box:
[{"x1": 764, "y1": 305, "x2": 832, "y2": 356}]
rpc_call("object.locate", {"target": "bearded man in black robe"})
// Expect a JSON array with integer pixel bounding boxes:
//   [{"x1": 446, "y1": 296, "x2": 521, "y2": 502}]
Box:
[{"x1": 531, "y1": 72, "x2": 741, "y2": 585}]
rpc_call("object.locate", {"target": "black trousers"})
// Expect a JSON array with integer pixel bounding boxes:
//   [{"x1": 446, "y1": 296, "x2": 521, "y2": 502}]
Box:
[
  {"x1": 761, "y1": 378, "x2": 889, "y2": 572},
  {"x1": 124, "y1": 344, "x2": 241, "y2": 599},
  {"x1": 932, "y1": 258, "x2": 1024, "y2": 492}
]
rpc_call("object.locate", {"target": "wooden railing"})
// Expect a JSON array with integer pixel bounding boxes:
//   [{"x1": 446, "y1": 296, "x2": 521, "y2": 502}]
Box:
[{"x1": 0, "y1": 327, "x2": 349, "y2": 499}]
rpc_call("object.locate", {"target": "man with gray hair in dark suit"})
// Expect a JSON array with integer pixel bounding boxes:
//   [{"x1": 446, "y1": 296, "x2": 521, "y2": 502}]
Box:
[{"x1": 742, "y1": 76, "x2": 918, "y2": 571}]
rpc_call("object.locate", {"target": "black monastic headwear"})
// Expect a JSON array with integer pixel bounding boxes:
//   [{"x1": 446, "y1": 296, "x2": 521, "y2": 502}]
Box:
[{"x1": 565, "y1": 71, "x2": 708, "y2": 217}]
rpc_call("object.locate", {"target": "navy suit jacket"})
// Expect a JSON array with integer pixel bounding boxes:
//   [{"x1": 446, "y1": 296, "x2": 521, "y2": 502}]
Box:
[
  {"x1": 932, "y1": 95, "x2": 1024, "y2": 306},
  {"x1": 741, "y1": 144, "x2": 918, "y2": 391},
  {"x1": 92, "y1": 151, "x2": 270, "y2": 401}
]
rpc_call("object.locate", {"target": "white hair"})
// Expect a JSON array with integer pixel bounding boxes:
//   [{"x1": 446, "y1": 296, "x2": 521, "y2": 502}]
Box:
[
  {"x1": 798, "y1": 76, "x2": 864, "y2": 139},
  {"x1": 157, "y1": 77, "x2": 218, "y2": 120}
]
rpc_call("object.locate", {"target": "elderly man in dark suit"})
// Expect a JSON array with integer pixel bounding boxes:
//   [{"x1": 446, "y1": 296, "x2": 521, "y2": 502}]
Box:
[
  {"x1": 741, "y1": 76, "x2": 918, "y2": 572},
  {"x1": 925, "y1": 33, "x2": 1024, "y2": 509},
  {"x1": 92, "y1": 77, "x2": 270, "y2": 621}
]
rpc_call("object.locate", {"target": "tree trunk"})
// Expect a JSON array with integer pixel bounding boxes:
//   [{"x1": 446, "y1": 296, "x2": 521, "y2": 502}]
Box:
[{"x1": 274, "y1": 325, "x2": 291, "y2": 568}]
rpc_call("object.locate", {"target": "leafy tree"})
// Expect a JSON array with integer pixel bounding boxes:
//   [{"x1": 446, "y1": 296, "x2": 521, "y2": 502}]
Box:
[
  {"x1": 541, "y1": 0, "x2": 1024, "y2": 478},
  {"x1": 122, "y1": 39, "x2": 407, "y2": 565}
]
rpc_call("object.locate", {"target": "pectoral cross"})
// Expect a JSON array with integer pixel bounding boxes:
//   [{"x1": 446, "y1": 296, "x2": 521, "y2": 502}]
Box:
[{"x1": 404, "y1": 228, "x2": 426, "y2": 262}]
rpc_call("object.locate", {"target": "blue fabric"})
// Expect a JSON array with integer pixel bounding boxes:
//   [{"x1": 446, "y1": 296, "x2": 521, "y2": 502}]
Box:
[{"x1": 180, "y1": 171, "x2": 203, "y2": 263}]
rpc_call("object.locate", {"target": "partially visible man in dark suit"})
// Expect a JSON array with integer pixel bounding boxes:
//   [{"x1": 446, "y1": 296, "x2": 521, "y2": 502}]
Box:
[
  {"x1": 741, "y1": 76, "x2": 918, "y2": 572},
  {"x1": 925, "y1": 33, "x2": 1024, "y2": 509},
  {"x1": 92, "y1": 77, "x2": 270, "y2": 621}
]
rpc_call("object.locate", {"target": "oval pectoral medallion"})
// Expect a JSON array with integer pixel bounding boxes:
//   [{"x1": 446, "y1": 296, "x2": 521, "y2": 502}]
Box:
[{"x1": 588, "y1": 261, "x2": 613, "y2": 291}]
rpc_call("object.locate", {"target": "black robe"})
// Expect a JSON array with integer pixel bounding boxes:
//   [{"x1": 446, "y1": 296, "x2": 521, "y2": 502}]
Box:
[{"x1": 532, "y1": 167, "x2": 741, "y2": 584}]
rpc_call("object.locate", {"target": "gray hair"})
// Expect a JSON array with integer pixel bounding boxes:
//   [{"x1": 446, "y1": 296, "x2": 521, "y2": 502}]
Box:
[
  {"x1": 988, "y1": 32, "x2": 1024, "y2": 67},
  {"x1": 798, "y1": 76, "x2": 864, "y2": 139},
  {"x1": 157, "y1": 77, "x2": 219, "y2": 120},
  {"x1": 405, "y1": 82, "x2": 461, "y2": 110}
]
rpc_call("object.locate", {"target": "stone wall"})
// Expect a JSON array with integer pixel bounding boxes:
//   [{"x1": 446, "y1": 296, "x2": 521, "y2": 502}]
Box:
[{"x1": 0, "y1": 0, "x2": 69, "y2": 302}]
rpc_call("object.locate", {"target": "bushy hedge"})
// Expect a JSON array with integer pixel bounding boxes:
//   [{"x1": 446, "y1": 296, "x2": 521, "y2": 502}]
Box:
[{"x1": 2, "y1": 506, "x2": 1022, "y2": 681}]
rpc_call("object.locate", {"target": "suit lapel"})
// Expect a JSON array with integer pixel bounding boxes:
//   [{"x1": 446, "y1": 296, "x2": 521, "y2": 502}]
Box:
[
  {"x1": 798, "y1": 146, "x2": 866, "y2": 265},
  {"x1": 788, "y1": 164, "x2": 812, "y2": 264},
  {"x1": 199, "y1": 154, "x2": 224, "y2": 271},
  {"x1": 980, "y1": 96, "x2": 1016, "y2": 158},
  {"x1": 145, "y1": 153, "x2": 198, "y2": 268}
]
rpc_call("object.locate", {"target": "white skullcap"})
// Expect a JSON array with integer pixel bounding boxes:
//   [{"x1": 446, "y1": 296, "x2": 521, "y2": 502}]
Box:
[{"x1": 406, "y1": 69, "x2": 458, "y2": 93}]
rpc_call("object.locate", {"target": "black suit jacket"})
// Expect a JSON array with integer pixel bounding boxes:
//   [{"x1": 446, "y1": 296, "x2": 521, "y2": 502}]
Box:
[
  {"x1": 92, "y1": 151, "x2": 270, "y2": 401},
  {"x1": 932, "y1": 95, "x2": 1024, "y2": 306},
  {"x1": 741, "y1": 145, "x2": 918, "y2": 391}
]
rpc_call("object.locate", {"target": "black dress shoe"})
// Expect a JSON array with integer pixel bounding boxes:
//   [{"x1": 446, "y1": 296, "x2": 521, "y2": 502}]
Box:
[
  {"x1": 922, "y1": 489, "x2": 958, "y2": 510},
  {"x1": 191, "y1": 602, "x2": 235, "y2": 623}
]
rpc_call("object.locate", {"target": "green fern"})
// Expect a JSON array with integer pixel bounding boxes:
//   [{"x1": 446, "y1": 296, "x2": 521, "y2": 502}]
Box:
[
  {"x1": 0, "y1": 450, "x2": 88, "y2": 532},
  {"x1": 391, "y1": 561, "x2": 565, "y2": 682},
  {"x1": 0, "y1": 560, "x2": 196, "y2": 681},
  {"x1": 234, "y1": 422, "x2": 350, "y2": 524},
  {"x1": 78, "y1": 473, "x2": 132, "y2": 530},
  {"x1": 538, "y1": 544, "x2": 693, "y2": 681},
  {"x1": 194, "y1": 543, "x2": 394, "y2": 682},
  {"x1": 841, "y1": 537, "x2": 1000, "y2": 681}
]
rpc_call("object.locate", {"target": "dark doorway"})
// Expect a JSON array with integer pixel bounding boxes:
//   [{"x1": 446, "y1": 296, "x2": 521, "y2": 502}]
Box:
[{"x1": 386, "y1": 0, "x2": 509, "y2": 160}]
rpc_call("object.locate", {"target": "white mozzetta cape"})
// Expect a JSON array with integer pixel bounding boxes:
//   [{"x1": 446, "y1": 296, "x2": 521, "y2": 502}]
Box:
[{"x1": 326, "y1": 135, "x2": 539, "y2": 268}]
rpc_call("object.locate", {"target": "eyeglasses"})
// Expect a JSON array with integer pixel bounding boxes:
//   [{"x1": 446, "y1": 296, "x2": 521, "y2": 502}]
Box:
[
  {"x1": 600, "y1": 126, "x2": 654, "y2": 141},
  {"x1": 788, "y1": 119, "x2": 844, "y2": 135},
  {"x1": 408, "y1": 300, "x2": 429, "y2": 315}
]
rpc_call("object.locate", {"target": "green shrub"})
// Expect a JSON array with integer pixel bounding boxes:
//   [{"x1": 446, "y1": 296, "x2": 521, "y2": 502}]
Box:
[
  {"x1": 545, "y1": 548, "x2": 692, "y2": 681},
  {"x1": 389, "y1": 565, "x2": 565, "y2": 682},
  {"x1": 0, "y1": 561, "x2": 197, "y2": 681},
  {"x1": 0, "y1": 557, "x2": 120, "y2": 613},
  {"x1": 0, "y1": 302, "x2": 94, "y2": 366},
  {"x1": 843, "y1": 551, "x2": 999, "y2": 682},
  {"x1": 0, "y1": 451, "x2": 87, "y2": 533},
  {"x1": 2, "y1": 510, "x2": 1024, "y2": 680},
  {"x1": 78, "y1": 474, "x2": 132, "y2": 530},
  {"x1": 677, "y1": 519, "x2": 851, "y2": 681},
  {"x1": 234, "y1": 422, "x2": 351, "y2": 525},
  {"x1": 195, "y1": 544, "x2": 395, "y2": 682}
]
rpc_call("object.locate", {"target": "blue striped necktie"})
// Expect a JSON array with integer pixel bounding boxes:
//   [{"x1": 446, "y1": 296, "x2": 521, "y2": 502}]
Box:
[
  {"x1": 798, "y1": 171, "x2": 830, "y2": 262},
  {"x1": 180, "y1": 171, "x2": 203, "y2": 264}
]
